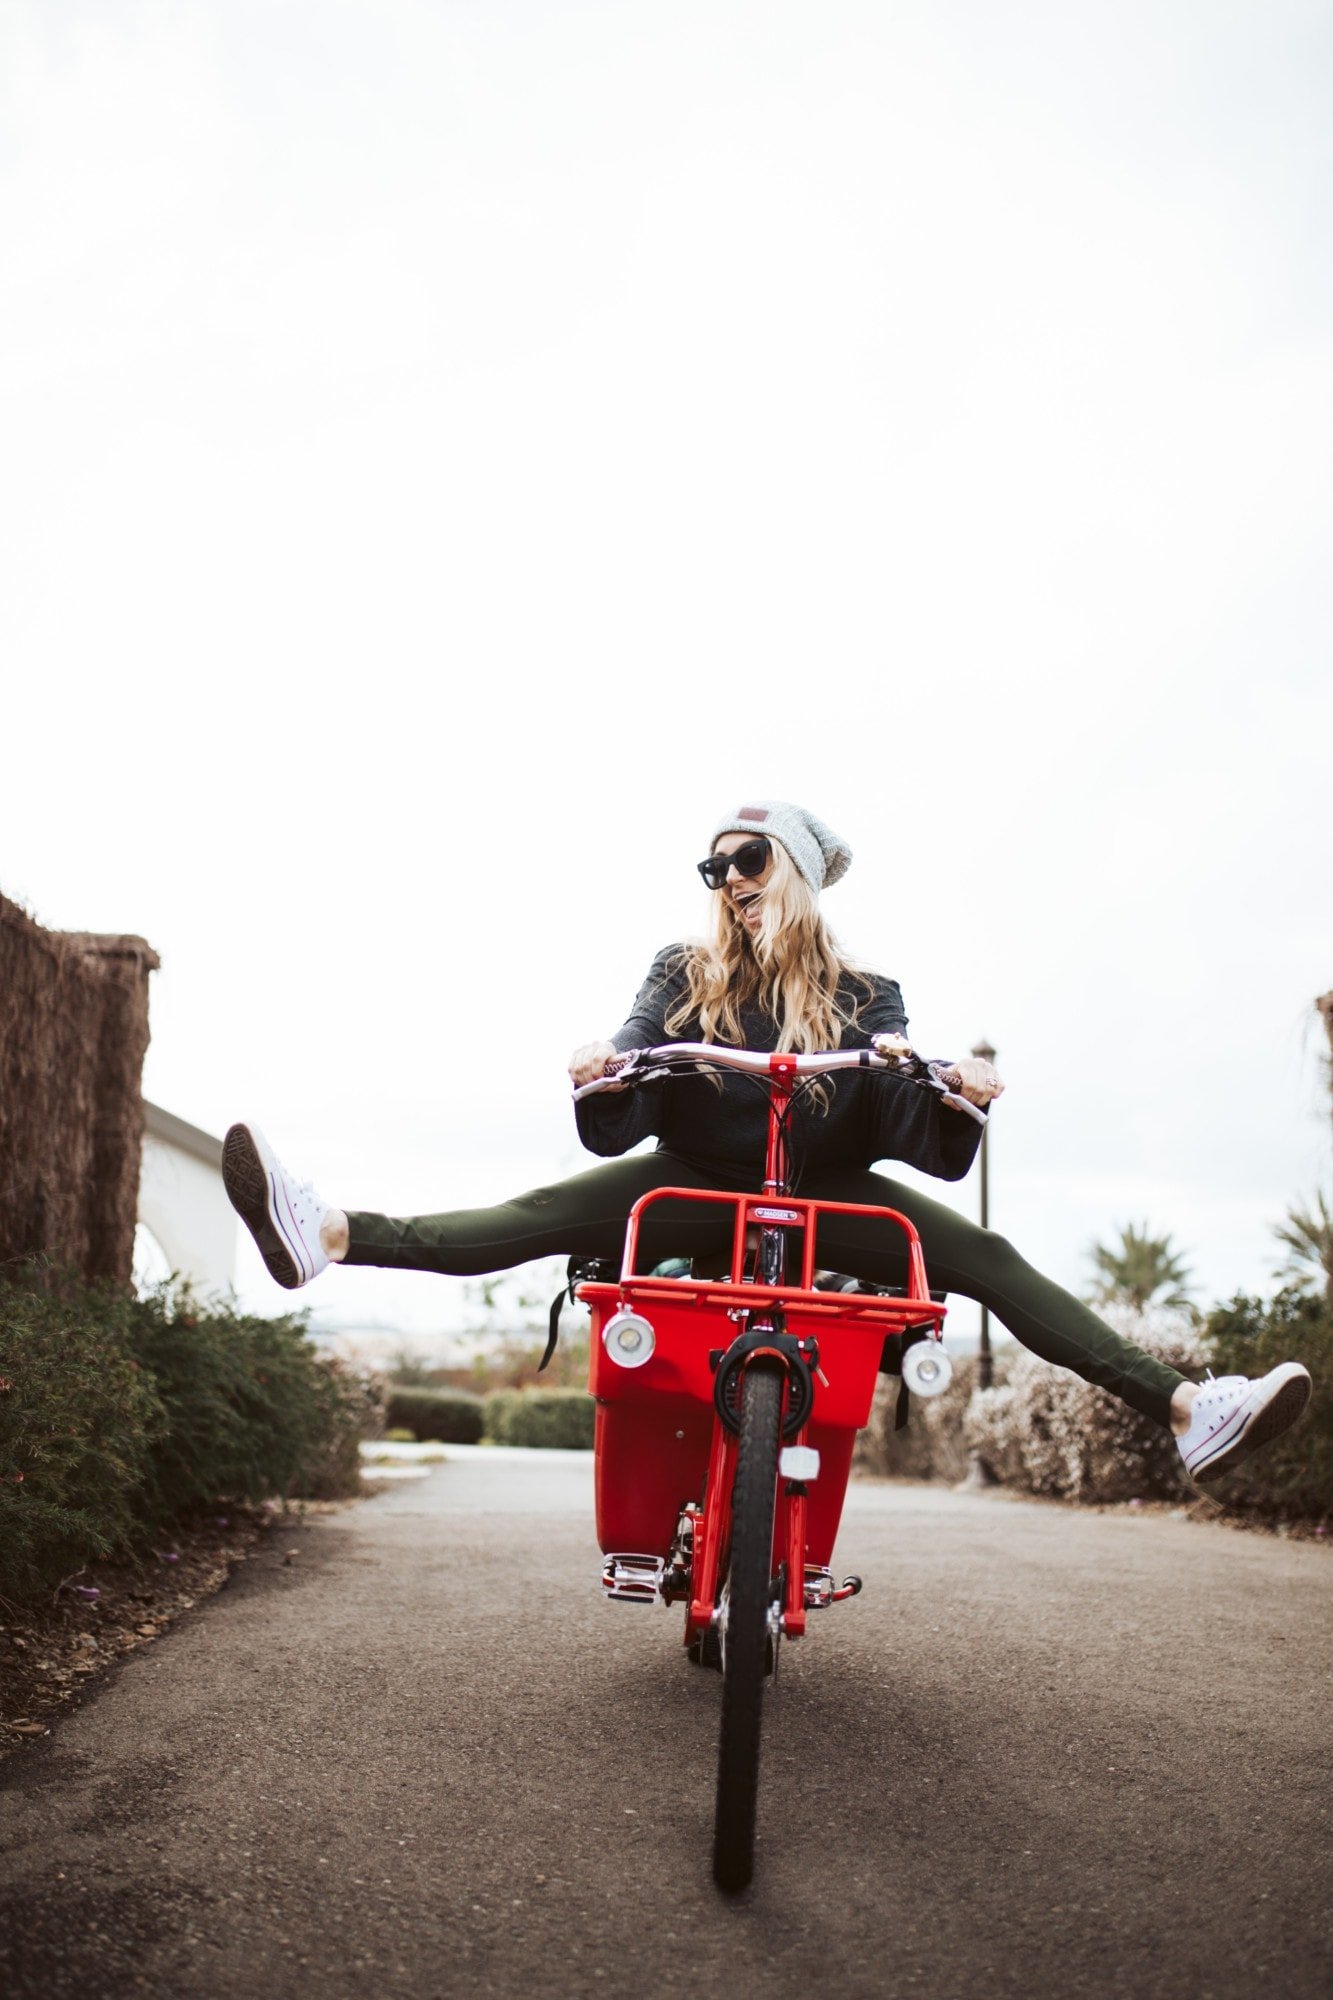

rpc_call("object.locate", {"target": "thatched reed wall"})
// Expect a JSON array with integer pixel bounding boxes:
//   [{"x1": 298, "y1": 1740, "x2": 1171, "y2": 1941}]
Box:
[{"x1": 0, "y1": 892, "x2": 159, "y2": 1284}]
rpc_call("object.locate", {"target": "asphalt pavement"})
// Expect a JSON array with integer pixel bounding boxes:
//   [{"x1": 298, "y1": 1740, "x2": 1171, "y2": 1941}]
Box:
[{"x1": 1, "y1": 1449, "x2": 1330, "y2": 2000}]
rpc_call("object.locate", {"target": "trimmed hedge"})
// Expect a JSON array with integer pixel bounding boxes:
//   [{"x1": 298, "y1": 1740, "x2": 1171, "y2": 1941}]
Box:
[
  {"x1": 386, "y1": 1387, "x2": 485, "y2": 1444},
  {"x1": 383, "y1": 1385, "x2": 595, "y2": 1449},
  {"x1": 484, "y1": 1388, "x2": 595, "y2": 1450},
  {"x1": 0, "y1": 1267, "x2": 379, "y2": 1601}
]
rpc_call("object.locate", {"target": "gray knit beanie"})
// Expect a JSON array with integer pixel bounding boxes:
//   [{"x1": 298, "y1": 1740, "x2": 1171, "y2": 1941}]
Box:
[{"x1": 709, "y1": 800, "x2": 852, "y2": 893}]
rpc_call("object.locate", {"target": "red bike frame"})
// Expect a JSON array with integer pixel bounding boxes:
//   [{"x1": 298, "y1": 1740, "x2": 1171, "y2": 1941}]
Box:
[{"x1": 581, "y1": 1051, "x2": 947, "y2": 1649}]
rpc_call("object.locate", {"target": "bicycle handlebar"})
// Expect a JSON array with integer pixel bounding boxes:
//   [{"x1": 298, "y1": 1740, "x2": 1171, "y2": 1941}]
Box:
[{"x1": 571, "y1": 1041, "x2": 989, "y2": 1124}]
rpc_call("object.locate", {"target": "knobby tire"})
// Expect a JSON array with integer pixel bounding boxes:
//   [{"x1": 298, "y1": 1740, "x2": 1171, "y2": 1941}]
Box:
[{"x1": 712, "y1": 1358, "x2": 784, "y2": 1893}]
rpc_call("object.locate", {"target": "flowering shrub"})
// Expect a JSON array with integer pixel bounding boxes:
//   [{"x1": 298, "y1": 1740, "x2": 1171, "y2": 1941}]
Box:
[
  {"x1": 964, "y1": 1311, "x2": 1205, "y2": 1502},
  {"x1": 862, "y1": 1356, "x2": 997, "y2": 1484},
  {"x1": 863, "y1": 1299, "x2": 1328, "y2": 1519}
]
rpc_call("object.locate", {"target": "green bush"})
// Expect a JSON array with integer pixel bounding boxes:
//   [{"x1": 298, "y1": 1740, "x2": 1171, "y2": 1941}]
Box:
[
  {"x1": 481, "y1": 1388, "x2": 523, "y2": 1444},
  {"x1": 1202, "y1": 1290, "x2": 1332, "y2": 1519},
  {"x1": 121, "y1": 1288, "x2": 368, "y2": 1517},
  {"x1": 484, "y1": 1387, "x2": 595, "y2": 1450},
  {"x1": 0, "y1": 1278, "x2": 166, "y2": 1600},
  {"x1": 0, "y1": 1266, "x2": 381, "y2": 1600},
  {"x1": 385, "y1": 1387, "x2": 485, "y2": 1444},
  {"x1": 865, "y1": 1354, "x2": 1004, "y2": 1483},
  {"x1": 299, "y1": 1355, "x2": 385, "y2": 1500}
]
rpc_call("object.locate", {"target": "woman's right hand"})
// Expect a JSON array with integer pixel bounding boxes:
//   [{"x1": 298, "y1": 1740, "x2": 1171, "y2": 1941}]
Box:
[{"x1": 568, "y1": 1040, "x2": 624, "y2": 1090}]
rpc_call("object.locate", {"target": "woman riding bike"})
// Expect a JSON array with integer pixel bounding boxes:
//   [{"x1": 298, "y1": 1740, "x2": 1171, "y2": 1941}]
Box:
[{"x1": 223, "y1": 799, "x2": 1310, "y2": 1484}]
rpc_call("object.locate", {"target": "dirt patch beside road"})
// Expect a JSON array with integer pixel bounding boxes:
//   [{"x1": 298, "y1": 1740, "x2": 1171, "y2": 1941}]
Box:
[{"x1": 0, "y1": 1503, "x2": 348, "y2": 1758}]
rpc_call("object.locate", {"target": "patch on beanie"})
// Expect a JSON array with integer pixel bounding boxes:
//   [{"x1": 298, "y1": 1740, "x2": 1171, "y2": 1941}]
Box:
[{"x1": 738, "y1": 805, "x2": 769, "y2": 822}]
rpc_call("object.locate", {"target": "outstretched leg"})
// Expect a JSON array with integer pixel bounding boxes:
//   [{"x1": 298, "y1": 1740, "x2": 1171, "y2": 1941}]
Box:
[
  {"x1": 224, "y1": 1125, "x2": 735, "y2": 1287},
  {"x1": 804, "y1": 1165, "x2": 1187, "y2": 1426},
  {"x1": 339, "y1": 1151, "x2": 733, "y2": 1274},
  {"x1": 804, "y1": 1167, "x2": 1311, "y2": 1471}
]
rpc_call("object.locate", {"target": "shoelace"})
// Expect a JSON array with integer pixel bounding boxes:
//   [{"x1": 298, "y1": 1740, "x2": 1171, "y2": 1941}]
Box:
[
  {"x1": 1188, "y1": 1374, "x2": 1249, "y2": 1433},
  {"x1": 287, "y1": 1175, "x2": 325, "y2": 1224},
  {"x1": 1199, "y1": 1374, "x2": 1246, "y2": 1401}
]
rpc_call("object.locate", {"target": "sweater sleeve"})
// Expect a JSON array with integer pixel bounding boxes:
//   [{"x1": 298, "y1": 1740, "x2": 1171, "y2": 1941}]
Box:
[
  {"x1": 864, "y1": 1071, "x2": 986, "y2": 1183},
  {"x1": 573, "y1": 1085, "x2": 658, "y2": 1158},
  {"x1": 573, "y1": 946, "x2": 684, "y2": 1159},
  {"x1": 855, "y1": 975, "x2": 982, "y2": 1179}
]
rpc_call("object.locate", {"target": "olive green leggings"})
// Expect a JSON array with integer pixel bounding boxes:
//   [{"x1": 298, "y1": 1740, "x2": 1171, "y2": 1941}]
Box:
[{"x1": 345, "y1": 1150, "x2": 1185, "y2": 1426}]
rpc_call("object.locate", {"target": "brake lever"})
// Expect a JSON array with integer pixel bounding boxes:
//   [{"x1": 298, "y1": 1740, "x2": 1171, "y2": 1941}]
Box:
[
  {"x1": 570, "y1": 1052, "x2": 684, "y2": 1101},
  {"x1": 919, "y1": 1061, "x2": 988, "y2": 1125},
  {"x1": 570, "y1": 1058, "x2": 639, "y2": 1102}
]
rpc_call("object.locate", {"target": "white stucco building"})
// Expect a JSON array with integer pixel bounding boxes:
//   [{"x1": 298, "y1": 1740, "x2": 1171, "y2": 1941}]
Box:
[{"x1": 136, "y1": 1101, "x2": 236, "y2": 1299}]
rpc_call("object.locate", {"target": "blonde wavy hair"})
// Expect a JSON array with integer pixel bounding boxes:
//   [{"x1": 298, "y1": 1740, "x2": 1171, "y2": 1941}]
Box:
[{"x1": 664, "y1": 837, "x2": 873, "y2": 1052}]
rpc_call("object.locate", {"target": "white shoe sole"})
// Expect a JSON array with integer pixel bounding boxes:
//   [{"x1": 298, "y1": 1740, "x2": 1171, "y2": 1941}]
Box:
[
  {"x1": 1187, "y1": 1363, "x2": 1312, "y2": 1484},
  {"x1": 222, "y1": 1123, "x2": 316, "y2": 1290}
]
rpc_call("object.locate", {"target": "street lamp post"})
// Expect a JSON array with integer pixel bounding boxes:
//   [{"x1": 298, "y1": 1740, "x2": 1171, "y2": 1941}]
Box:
[{"x1": 972, "y1": 1037, "x2": 997, "y2": 1392}]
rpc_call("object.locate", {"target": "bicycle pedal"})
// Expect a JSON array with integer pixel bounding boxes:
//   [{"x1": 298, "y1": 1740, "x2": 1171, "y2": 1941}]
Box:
[
  {"x1": 803, "y1": 1566, "x2": 864, "y2": 1609},
  {"x1": 601, "y1": 1554, "x2": 665, "y2": 1603},
  {"x1": 803, "y1": 1565, "x2": 835, "y2": 1609}
]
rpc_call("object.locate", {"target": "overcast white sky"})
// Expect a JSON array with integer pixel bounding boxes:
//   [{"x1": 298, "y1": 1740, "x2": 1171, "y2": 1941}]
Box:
[{"x1": 2, "y1": 0, "x2": 1330, "y2": 1347}]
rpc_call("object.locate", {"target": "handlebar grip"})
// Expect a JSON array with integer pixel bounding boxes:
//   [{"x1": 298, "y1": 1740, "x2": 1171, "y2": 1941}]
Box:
[{"x1": 571, "y1": 1072, "x2": 623, "y2": 1102}]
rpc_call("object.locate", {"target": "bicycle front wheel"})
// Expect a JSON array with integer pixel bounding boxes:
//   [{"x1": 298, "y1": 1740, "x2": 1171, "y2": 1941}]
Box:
[{"x1": 712, "y1": 1358, "x2": 784, "y2": 1893}]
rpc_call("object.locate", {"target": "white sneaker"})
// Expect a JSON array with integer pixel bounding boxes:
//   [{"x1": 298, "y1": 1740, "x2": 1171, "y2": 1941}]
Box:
[
  {"x1": 222, "y1": 1123, "x2": 330, "y2": 1290},
  {"x1": 1177, "y1": 1363, "x2": 1312, "y2": 1484}
]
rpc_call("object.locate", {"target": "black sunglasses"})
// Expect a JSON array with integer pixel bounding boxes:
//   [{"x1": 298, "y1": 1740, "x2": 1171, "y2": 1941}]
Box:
[{"x1": 697, "y1": 836, "x2": 771, "y2": 891}]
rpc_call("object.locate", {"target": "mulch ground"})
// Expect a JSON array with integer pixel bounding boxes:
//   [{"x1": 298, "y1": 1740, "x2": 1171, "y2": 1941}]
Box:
[{"x1": 0, "y1": 1501, "x2": 348, "y2": 1760}]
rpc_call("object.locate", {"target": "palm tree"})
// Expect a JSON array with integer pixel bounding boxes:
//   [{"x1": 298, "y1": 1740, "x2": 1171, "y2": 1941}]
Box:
[
  {"x1": 1272, "y1": 1192, "x2": 1333, "y2": 1303},
  {"x1": 1086, "y1": 1221, "x2": 1194, "y2": 1312}
]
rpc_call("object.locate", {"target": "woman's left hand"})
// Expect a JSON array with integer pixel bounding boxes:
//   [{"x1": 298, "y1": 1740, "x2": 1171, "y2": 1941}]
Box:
[{"x1": 942, "y1": 1056, "x2": 1005, "y2": 1109}]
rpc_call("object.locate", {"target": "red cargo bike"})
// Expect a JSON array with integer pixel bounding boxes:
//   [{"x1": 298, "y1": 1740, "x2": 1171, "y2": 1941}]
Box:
[{"x1": 572, "y1": 1041, "x2": 983, "y2": 1892}]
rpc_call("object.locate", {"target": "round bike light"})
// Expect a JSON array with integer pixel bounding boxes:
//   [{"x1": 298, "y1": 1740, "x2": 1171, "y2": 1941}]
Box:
[
  {"x1": 902, "y1": 1340, "x2": 954, "y2": 1398},
  {"x1": 602, "y1": 1309, "x2": 657, "y2": 1369}
]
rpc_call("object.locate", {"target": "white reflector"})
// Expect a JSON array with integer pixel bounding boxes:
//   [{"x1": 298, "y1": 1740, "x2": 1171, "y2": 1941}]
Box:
[
  {"x1": 779, "y1": 1446, "x2": 821, "y2": 1481},
  {"x1": 902, "y1": 1341, "x2": 953, "y2": 1398},
  {"x1": 602, "y1": 1309, "x2": 656, "y2": 1369}
]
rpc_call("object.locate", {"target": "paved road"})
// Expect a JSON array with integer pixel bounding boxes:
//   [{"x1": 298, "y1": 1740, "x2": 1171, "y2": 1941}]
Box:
[{"x1": 2, "y1": 1452, "x2": 1330, "y2": 2000}]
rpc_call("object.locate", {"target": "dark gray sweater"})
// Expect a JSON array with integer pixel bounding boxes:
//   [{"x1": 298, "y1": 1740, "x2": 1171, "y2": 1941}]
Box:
[{"x1": 574, "y1": 944, "x2": 982, "y2": 1187}]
